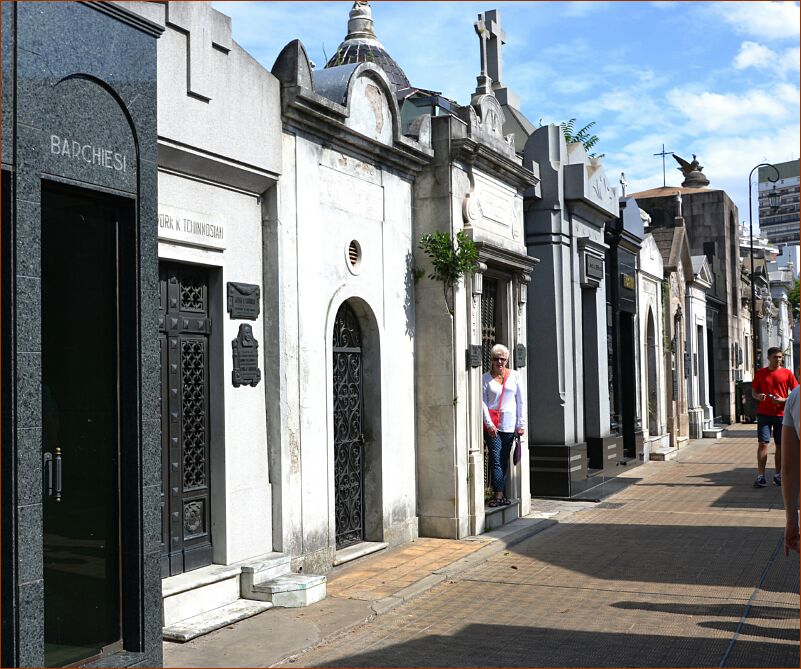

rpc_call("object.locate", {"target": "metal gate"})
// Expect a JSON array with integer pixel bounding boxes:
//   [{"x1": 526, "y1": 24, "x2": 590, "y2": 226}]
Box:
[
  {"x1": 481, "y1": 279, "x2": 498, "y2": 497},
  {"x1": 159, "y1": 263, "x2": 213, "y2": 577},
  {"x1": 332, "y1": 303, "x2": 365, "y2": 549}
]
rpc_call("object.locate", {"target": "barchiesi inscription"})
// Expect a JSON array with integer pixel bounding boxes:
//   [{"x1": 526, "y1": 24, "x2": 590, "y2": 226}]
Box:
[{"x1": 50, "y1": 133, "x2": 128, "y2": 172}]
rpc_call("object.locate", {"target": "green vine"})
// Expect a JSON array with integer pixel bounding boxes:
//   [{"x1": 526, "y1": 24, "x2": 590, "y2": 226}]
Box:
[{"x1": 418, "y1": 230, "x2": 479, "y2": 315}]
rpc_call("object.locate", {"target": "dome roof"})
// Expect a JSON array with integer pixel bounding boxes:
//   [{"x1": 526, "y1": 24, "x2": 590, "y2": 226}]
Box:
[{"x1": 325, "y1": 2, "x2": 410, "y2": 93}]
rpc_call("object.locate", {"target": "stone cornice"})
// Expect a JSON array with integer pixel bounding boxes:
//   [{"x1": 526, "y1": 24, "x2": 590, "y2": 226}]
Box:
[
  {"x1": 280, "y1": 88, "x2": 433, "y2": 176},
  {"x1": 472, "y1": 240, "x2": 539, "y2": 274},
  {"x1": 84, "y1": 1, "x2": 164, "y2": 37},
  {"x1": 451, "y1": 138, "x2": 539, "y2": 192}
]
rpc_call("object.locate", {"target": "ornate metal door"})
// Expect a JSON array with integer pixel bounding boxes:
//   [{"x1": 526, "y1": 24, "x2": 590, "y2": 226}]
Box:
[
  {"x1": 159, "y1": 263, "x2": 213, "y2": 577},
  {"x1": 332, "y1": 303, "x2": 365, "y2": 549}
]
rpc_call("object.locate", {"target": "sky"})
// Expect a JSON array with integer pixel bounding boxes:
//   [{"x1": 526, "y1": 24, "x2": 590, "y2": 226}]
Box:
[{"x1": 212, "y1": 0, "x2": 800, "y2": 230}]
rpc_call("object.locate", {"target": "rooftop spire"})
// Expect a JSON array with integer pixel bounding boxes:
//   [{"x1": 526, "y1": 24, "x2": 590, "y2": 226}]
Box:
[{"x1": 346, "y1": 1, "x2": 375, "y2": 40}]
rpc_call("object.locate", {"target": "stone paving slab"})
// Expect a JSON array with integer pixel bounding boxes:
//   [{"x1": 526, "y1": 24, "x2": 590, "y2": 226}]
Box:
[{"x1": 276, "y1": 429, "x2": 799, "y2": 668}]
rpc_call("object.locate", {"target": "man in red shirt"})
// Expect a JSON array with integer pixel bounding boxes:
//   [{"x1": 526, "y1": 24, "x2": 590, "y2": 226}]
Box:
[{"x1": 751, "y1": 347, "x2": 799, "y2": 487}]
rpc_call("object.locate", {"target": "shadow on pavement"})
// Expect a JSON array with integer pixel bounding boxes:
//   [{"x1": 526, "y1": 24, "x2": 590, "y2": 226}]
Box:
[
  {"x1": 697, "y1": 620, "x2": 799, "y2": 641},
  {"x1": 308, "y1": 623, "x2": 798, "y2": 668},
  {"x1": 495, "y1": 524, "x2": 795, "y2": 593},
  {"x1": 611, "y1": 601, "x2": 797, "y2": 620},
  {"x1": 618, "y1": 467, "x2": 784, "y2": 510}
]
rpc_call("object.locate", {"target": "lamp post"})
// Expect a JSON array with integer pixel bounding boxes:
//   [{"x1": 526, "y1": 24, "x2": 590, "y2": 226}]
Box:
[{"x1": 748, "y1": 162, "x2": 780, "y2": 372}]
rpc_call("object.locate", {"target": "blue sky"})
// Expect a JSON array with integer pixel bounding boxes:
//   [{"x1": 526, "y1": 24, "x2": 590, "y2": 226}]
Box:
[{"x1": 213, "y1": 1, "x2": 800, "y2": 228}]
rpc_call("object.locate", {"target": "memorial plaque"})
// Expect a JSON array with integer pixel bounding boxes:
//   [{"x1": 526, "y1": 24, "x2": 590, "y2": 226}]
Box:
[
  {"x1": 515, "y1": 343, "x2": 527, "y2": 368},
  {"x1": 621, "y1": 273, "x2": 636, "y2": 291},
  {"x1": 467, "y1": 345, "x2": 482, "y2": 369},
  {"x1": 586, "y1": 255, "x2": 604, "y2": 282},
  {"x1": 232, "y1": 324, "x2": 261, "y2": 387},
  {"x1": 227, "y1": 282, "x2": 261, "y2": 320}
]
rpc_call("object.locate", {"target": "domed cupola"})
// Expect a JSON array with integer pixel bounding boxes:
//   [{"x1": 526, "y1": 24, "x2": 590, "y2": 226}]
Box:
[{"x1": 325, "y1": 1, "x2": 411, "y2": 93}]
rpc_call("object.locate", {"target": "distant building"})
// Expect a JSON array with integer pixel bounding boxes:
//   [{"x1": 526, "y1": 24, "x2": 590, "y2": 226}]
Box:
[{"x1": 759, "y1": 160, "x2": 800, "y2": 245}]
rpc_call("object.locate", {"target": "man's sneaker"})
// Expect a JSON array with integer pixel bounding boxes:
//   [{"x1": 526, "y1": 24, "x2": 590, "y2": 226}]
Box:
[
  {"x1": 774, "y1": 473, "x2": 782, "y2": 486},
  {"x1": 753, "y1": 475, "x2": 767, "y2": 488}
]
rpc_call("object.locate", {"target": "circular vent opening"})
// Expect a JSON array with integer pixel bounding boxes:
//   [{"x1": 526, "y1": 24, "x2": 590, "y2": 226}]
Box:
[{"x1": 348, "y1": 240, "x2": 361, "y2": 268}]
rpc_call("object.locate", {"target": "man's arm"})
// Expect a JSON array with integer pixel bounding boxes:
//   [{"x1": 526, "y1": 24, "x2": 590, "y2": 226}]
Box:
[
  {"x1": 752, "y1": 375, "x2": 766, "y2": 401},
  {"x1": 781, "y1": 423, "x2": 799, "y2": 555}
]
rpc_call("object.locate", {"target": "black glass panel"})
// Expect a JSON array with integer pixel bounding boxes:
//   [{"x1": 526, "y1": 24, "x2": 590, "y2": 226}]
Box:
[{"x1": 42, "y1": 183, "x2": 122, "y2": 667}]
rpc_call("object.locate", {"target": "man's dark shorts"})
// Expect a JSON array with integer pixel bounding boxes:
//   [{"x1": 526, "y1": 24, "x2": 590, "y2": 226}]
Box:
[{"x1": 757, "y1": 414, "x2": 784, "y2": 446}]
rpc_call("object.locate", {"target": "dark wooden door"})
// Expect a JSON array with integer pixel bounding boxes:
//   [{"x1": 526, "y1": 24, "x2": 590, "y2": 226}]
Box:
[{"x1": 159, "y1": 263, "x2": 213, "y2": 577}]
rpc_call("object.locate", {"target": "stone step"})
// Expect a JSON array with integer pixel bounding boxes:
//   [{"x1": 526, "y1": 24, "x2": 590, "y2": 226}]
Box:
[
  {"x1": 247, "y1": 574, "x2": 327, "y2": 608},
  {"x1": 239, "y1": 552, "x2": 292, "y2": 590},
  {"x1": 484, "y1": 498, "x2": 521, "y2": 530},
  {"x1": 704, "y1": 426, "x2": 726, "y2": 439},
  {"x1": 333, "y1": 541, "x2": 388, "y2": 566},
  {"x1": 163, "y1": 599, "x2": 273, "y2": 643},
  {"x1": 650, "y1": 447, "x2": 678, "y2": 461},
  {"x1": 162, "y1": 564, "x2": 242, "y2": 628}
]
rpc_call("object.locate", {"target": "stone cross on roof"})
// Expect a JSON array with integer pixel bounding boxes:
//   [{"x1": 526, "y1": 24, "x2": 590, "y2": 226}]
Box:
[
  {"x1": 474, "y1": 9, "x2": 506, "y2": 96},
  {"x1": 474, "y1": 10, "x2": 506, "y2": 86}
]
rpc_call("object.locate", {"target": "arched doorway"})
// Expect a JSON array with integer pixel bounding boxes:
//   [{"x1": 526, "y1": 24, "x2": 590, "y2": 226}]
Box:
[
  {"x1": 332, "y1": 302, "x2": 365, "y2": 548},
  {"x1": 646, "y1": 309, "x2": 658, "y2": 435}
]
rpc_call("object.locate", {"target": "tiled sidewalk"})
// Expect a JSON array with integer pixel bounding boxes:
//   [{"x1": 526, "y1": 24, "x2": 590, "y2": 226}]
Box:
[
  {"x1": 276, "y1": 427, "x2": 799, "y2": 668},
  {"x1": 326, "y1": 537, "x2": 493, "y2": 601}
]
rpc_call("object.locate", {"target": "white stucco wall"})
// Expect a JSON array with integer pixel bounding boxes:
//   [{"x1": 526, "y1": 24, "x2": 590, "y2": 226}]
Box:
[
  {"x1": 638, "y1": 235, "x2": 668, "y2": 454},
  {"x1": 158, "y1": 171, "x2": 272, "y2": 564},
  {"x1": 272, "y1": 128, "x2": 418, "y2": 569}
]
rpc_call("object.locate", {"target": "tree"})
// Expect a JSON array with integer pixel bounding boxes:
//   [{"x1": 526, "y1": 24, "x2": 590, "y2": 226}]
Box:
[{"x1": 560, "y1": 118, "x2": 605, "y2": 159}]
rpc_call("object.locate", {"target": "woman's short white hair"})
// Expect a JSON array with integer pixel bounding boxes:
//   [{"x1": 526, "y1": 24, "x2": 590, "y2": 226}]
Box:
[{"x1": 490, "y1": 344, "x2": 509, "y2": 359}]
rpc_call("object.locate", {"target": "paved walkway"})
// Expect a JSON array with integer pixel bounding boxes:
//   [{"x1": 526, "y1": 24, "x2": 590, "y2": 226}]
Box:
[{"x1": 165, "y1": 426, "x2": 799, "y2": 668}]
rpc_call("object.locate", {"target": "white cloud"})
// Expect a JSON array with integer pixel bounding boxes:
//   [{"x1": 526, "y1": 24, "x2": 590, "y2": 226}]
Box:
[
  {"x1": 734, "y1": 41, "x2": 775, "y2": 69},
  {"x1": 733, "y1": 41, "x2": 801, "y2": 77},
  {"x1": 560, "y1": 1, "x2": 612, "y2": 18},
  {"x1": 665, "y1": 84, "x2": 799, "y2": 133},
  {"x1": 712, "y1": 1, "x2": 800, "y2": 42}
]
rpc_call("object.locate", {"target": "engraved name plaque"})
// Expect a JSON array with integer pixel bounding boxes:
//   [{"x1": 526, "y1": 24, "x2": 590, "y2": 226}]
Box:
[
  {"x1": 227, "y1": 282, "x2": 261, "y2": 320},
  {"x1": 515, "y1": 343, "x2": 527, "y2": 368},
  {"x1": 232, "y1": 324, "x2": 261, "y2": 388},
  {"x1": 467, "y1": 345, "x2": 482, "y2": 369}
]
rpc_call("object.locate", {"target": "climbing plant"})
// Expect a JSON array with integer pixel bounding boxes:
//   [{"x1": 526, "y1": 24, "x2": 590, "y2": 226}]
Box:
[{"x1": 418, "y1": 230, "x2": 479, "y2": 315}]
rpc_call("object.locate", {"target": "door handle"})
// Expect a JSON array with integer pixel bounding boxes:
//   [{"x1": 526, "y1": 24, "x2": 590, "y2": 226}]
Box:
[
  {"x1": 43, "y1": 452, "x2": 53, "y2": 498},
  {"x1": 43, "y1": 447, "x2": 62, "y2": 502},
  {"x1": 54, "y1": 447, "x2": 62, "y2": 502}
]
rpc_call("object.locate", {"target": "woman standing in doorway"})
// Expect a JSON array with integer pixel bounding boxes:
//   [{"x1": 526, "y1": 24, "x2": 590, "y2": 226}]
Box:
[{"x1": 482, "y1": 344, "x2": 526, "y2": 507}]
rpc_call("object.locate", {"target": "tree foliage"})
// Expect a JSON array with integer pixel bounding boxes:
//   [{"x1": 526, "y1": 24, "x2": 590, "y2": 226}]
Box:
[
  {"x1": 560, "y1": 118, "x2": 605, "y2": 159},
  {"x1": 418, "y1": 230, "x2": 479, "y2": 314}
]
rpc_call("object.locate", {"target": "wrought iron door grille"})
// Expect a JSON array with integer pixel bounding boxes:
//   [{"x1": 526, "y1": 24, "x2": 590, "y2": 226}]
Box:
[
  {"x1": 159, "y1": 264, "x2": 212, "y2": 576},
  {"x1": 481, "y1": 279, "x2": 497, "y2": 374},
  {"x1": 333, "y1": 303, "x2": 365, "y2": 549},
  {"x1": 481, "y1": 279, "x2": 498, "y2": 498}
]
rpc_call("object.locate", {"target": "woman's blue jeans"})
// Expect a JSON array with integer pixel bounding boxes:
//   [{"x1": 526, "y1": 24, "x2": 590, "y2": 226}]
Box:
[{"x1": 485, "y1": 430, "x2": 515, "y2": 494}]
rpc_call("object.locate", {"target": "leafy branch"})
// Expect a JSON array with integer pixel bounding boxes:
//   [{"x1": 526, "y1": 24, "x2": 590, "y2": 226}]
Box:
[
  {"x1": 560, "y1": 118, "x2": 605, "y2": 159},
  {"x1": 418, "y1": 230, "x2": 479, "y2": 315}
]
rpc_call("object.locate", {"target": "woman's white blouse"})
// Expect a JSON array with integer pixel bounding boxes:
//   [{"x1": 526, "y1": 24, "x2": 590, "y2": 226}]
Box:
[{"x1": 482, "y1": 370, "x2": 526, "y2": 432}]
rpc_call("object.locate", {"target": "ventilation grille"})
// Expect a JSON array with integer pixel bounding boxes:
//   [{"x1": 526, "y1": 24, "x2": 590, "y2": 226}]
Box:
[{"x1": 348, "y1": 240, "x2": 361, "y2": 267}]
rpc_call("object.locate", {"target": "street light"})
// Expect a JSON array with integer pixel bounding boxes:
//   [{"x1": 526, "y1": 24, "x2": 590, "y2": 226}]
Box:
[{"x1": 748, "y1": 162, "x2": 780, "y2": 372}]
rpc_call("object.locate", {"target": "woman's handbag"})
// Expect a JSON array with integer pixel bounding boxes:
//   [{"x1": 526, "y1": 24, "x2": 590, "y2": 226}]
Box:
[
  {"x1": 484, "y1": 370, "x2": 509, "y2": 434},
  {"x1": 513, "y1": 434, "x2": 522, "y2": 465}
]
